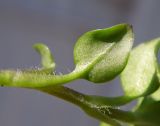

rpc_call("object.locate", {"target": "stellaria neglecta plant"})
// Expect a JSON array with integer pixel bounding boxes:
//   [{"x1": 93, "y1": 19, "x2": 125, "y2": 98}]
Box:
[{"x1": 0, "y1": 24, "x2": 160, "y2": 126}]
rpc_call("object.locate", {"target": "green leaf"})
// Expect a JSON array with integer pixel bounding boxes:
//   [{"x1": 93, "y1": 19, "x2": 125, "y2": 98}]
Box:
[
  {"x1": 33, "y1": 43, "x2": 56, "y2": 71},
  {"x1": 121, "y1": 38, "x2": 160, "y2": 98},
  {"x1": 74, "y1": 24, "x2": 133, "y2": 83}
]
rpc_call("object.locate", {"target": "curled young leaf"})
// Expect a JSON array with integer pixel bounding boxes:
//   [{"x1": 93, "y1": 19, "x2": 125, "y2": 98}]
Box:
[
  {"x1": 33, "y1": 43, "x2": 56, "y2": 71},
  {"x1": 121, "y1": 38, "x2": 160, "y2": 98},
  {"x1": 74, "y1": 24, "x2": 133, "y2": 83}
]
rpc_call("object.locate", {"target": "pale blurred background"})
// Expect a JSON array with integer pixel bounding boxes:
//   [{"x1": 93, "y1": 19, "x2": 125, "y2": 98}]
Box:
[{"x1": 0, "y1": 0, "x2": 159, "y2": 126}]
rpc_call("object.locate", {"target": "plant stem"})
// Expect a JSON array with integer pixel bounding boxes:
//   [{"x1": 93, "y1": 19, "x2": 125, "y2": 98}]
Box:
[
  {"x1": 0, "y1": 70, "x2": 82, "y2": 87},
  {"x1": 34, "y1": 86, "x2": 136, "y2": 126}
]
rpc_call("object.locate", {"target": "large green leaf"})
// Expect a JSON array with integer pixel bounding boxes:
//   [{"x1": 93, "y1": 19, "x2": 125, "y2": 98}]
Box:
[
  {"x1": 121, "y1": 38, "x2": 160, "y2": 98},
  {"x1": 74, "y1": 24, "x2": 133, "y2": 83}
]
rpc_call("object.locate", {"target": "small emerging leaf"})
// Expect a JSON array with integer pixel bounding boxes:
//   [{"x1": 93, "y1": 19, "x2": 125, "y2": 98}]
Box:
[
  {"x1": 33, "y1": 43, "x2": 56, "y2": 71},
  {"x1": 74, "y1": 24, "x2": 133, "y2": 83},
  {"x1": 121, "y1": 38, "x2": 160, "y2": 98}
]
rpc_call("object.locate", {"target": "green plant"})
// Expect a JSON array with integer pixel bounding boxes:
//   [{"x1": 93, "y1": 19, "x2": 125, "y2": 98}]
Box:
[{"x1": 0, "y1": 24, "x2": 160, "y2": 126}]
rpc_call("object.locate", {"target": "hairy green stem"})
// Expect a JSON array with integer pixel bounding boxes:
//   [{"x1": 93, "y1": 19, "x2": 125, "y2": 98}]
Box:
[
  {"x1": 0, "y1": 70, "x2": 82, "y2": 87},
  {"x1": 34, "y1": 86, "x2": 136, "y2": 126},
  {"x1": 36, "y1": 86, "x2": 121, "y2": 126}
]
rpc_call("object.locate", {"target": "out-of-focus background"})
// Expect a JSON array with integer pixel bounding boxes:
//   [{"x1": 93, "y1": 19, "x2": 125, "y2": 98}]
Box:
[{"x1": 0, "y1": 0, "x2": 159, "y2": 126}]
